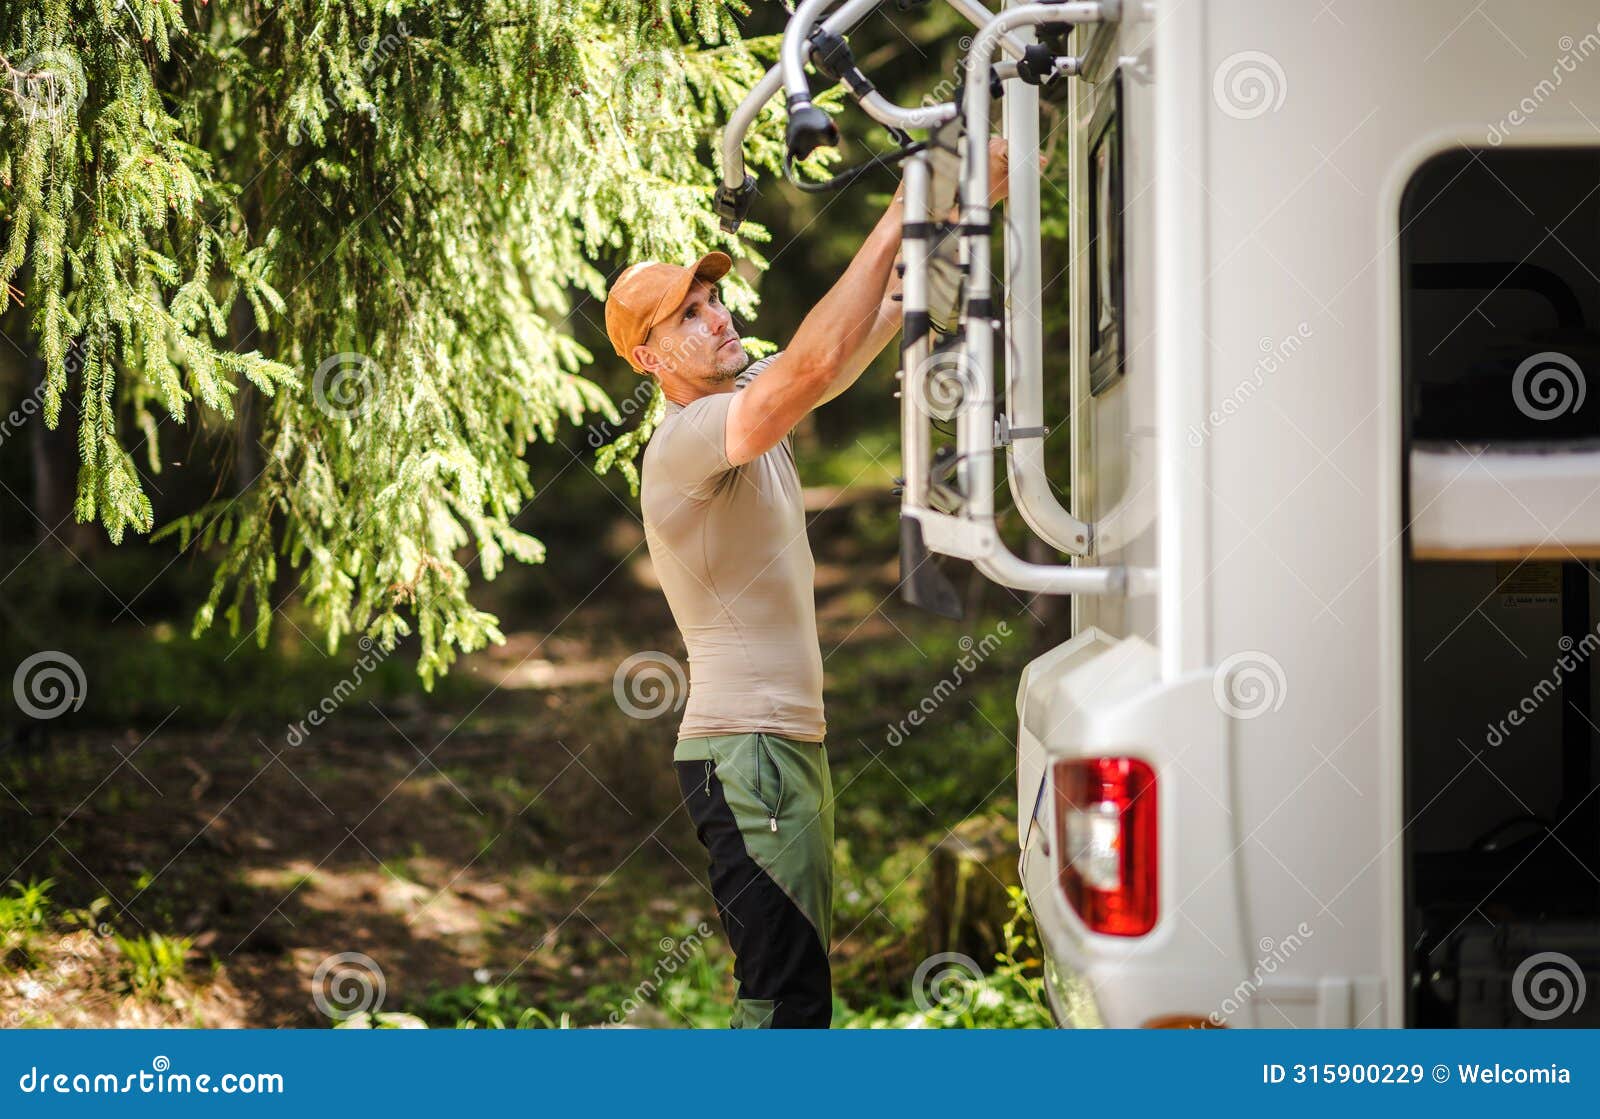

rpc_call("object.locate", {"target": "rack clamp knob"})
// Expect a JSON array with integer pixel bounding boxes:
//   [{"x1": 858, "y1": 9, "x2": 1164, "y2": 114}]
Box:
[{"x1": 1017, "y1": 43, "x2": 1056, "y2": 86}]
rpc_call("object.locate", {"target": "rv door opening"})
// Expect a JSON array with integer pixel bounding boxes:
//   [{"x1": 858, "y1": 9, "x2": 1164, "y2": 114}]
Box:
[{"x1": 1401, "y1": 146, "x2": 1600, "y2": 1028}]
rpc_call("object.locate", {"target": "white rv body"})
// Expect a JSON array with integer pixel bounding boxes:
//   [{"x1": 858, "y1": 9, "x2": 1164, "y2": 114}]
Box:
[{"x1": 1013, "y1": 0, "x2": 1600, "y2": 1027}]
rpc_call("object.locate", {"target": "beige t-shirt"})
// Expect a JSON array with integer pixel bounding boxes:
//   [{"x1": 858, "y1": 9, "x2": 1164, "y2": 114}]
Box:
[{"x1": 640, "y1": 353, "x2": 826, "y2": 743}]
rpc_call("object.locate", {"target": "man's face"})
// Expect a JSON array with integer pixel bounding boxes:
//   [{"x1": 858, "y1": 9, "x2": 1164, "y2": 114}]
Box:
[{"x1": 639, "y1": 279, "x2": 748, "y2": 388}]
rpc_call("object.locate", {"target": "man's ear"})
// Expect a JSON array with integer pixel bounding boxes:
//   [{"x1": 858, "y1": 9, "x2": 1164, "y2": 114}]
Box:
[{"x1": 631, "y1": 343, "x2": 657, "y2": 375}]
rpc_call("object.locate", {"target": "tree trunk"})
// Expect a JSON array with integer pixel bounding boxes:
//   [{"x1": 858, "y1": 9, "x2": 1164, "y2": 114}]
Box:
[{"x1": 921, "y1": 814, "x2": 1020, "y2": 971}]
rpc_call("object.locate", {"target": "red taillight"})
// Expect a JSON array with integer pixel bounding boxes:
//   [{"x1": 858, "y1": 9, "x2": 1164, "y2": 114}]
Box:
[{"x1": 1052, "y1": 757, "x2": 1158, "y2": 936}]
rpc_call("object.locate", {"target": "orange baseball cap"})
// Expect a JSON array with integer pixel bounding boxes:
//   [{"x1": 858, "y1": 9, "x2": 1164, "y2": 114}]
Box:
[{"x1": 604, "y1": 251, "x2": 733, "y2": 372}]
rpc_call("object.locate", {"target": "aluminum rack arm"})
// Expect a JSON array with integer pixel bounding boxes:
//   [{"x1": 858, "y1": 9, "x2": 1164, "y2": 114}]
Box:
[
  {"x1": 1001, "y1": 11, "x2": 1093, "y2": 555},
  {"x1": 953, "y1": 0, "x2": 1128, "y2": 596},
  {"x1": 948, "y1": 0, "x2": 1034, "y2": 61},
  {"x1": 721, "y1": 0, "x2": 947, "y2": 212},
  {"x1": 905, "y1": 507, "x2": 1128, "y2": 594},
  {"x1": 779, "y1": 0, "x2": 1038, "y2": 144}
]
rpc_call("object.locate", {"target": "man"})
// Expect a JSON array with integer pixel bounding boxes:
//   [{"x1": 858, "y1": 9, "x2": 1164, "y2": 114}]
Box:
[{"x1": 602, "y1": 138, "x2": 1011, "y2": 1029}]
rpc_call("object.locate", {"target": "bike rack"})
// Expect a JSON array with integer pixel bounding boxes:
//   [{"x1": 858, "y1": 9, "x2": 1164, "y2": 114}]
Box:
[
  {"x1": 928, "y1": 1, "x2": 1126, "y2": 601},
  {"x1": 718, "y1": 0, "x2": 1135, "y2": 619}
]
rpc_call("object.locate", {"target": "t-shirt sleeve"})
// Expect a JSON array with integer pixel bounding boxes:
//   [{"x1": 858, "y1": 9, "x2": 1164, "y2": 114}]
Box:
[
  {"x1": 655, "y1": 393, "x2": 736, "y2": 500},
  {"x1": 654, "y1": 351, "x2": 788, "y2": 499}
]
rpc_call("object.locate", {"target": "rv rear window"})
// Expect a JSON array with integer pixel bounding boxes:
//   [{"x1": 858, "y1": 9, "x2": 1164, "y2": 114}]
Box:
[{"x1": 1087, "y1": 70, "x2": 1124, "y2": 396}]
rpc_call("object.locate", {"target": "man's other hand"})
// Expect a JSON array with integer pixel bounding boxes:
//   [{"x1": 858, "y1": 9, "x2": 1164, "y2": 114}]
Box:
[
  {"x1": 987, "y1": 136, "x2": 1012, "y2": 206},
  {"x1": 986, "y1": 136, "x2": 1049, "y2": 207}
]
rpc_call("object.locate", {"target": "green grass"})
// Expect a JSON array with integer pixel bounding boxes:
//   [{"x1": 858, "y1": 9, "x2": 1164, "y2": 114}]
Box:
[
  {"x1": 0, "y1": 878, "x2": 55, "y2": 968},
  {"x1": 397, "y1": 888, "x2": 1052, "y2": 1029},
  {"x1": 836, "y1": 889, "x2": 1053, "y2": 1028},
  {"x1": 3, "y1": 880, "x2": 204, "y2": 1017},
  {"x1": 114, "y1": 932, "x2": 193, "y2": 1000},
  {"x1": 406, "y1": 978, "x2": 575, "y2": 1029}
]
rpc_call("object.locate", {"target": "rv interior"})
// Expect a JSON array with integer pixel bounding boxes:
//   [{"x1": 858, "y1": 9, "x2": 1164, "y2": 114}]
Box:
[{"x1": 1403, "y1": 147, "x2": 1600, "y2": 1026}]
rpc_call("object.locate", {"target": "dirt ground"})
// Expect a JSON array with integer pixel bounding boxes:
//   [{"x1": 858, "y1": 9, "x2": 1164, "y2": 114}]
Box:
[{"x1": 1, "y1": 488, "x2": 1044, "y2": 1027}]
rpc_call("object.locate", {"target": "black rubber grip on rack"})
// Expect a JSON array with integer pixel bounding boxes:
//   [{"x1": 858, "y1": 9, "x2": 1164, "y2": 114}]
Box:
[{"x1": 786, "y1": 102, "x2": 839, "y2": 159}]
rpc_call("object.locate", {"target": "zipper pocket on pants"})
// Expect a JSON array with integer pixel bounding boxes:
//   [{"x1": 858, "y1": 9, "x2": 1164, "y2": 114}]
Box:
[{"x1": 753, "y1": 734, "x2": 784, "y2": 833}]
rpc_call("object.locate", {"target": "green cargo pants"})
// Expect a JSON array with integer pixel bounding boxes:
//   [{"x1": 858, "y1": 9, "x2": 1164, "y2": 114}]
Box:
[{"x1": 674, "y1": 731, "x2": 835, "y2": 1028}]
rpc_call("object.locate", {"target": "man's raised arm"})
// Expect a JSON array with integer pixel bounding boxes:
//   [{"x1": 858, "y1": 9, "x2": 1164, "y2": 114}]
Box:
[{"x1": 723, "y1": 190, "x2": 905, "y2": 467}]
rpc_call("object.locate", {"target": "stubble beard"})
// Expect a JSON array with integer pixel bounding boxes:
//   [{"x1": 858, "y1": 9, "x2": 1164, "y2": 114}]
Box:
[{"x1": 708, "y1": 340, "x2": 749, "y2": 384}]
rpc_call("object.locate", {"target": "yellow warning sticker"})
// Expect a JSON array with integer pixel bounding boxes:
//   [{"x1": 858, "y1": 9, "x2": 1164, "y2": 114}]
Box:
[{"x1": 1494, "y1": 562, "x2": 1561, "y2": 608}]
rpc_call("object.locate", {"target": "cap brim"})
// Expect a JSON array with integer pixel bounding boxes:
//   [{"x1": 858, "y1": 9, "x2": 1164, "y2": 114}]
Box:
[{"x1": 692, "y1": 250, "x2": 733, "y2": 283}]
